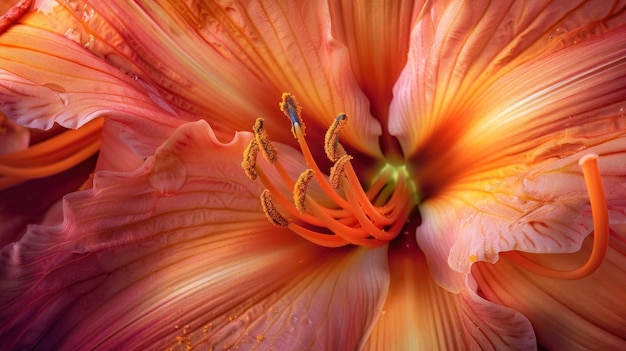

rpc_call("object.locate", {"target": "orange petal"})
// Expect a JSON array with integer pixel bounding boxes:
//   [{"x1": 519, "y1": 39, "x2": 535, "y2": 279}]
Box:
[
  {"x1": 0, "y1": 120, "x2": 389, "y2": 349},
  {"x1": 390, "y1": 0, "x2": 626, "y2": 158},
  {"x1": 365, "y1": 234, "x2": 536, "y2": 349},
  {"x1": 329, "y1": 0, "x2": 424, "y2": 157},
  {"x1": 0, "y1": 24, "x2": 180, "y2": 131},
  {"x1": 0, "y1": 153, "x2": 96, "y2": 246},
  {"x1": 0, "y1": 113, "x2": 28, "y2": 154},
  {"x1": 420, "y1": 137, "x2": 626, "y2": 275},
  {"x1": 53, "y1": 1, "x2": 383, "y2": 156},
  {"x1": 474, "y1": 232, "x2": 626, "y2": 349},
  {"x1": 406, "y1": 8, "x2": 626, "y2": 274}
]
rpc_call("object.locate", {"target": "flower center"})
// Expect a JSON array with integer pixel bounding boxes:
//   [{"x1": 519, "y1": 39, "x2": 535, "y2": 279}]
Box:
[{"x1": 241, "y1": 93, "x2": 418, "y2": 247}]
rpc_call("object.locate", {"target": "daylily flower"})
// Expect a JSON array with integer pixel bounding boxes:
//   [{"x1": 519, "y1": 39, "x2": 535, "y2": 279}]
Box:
[{"x1": 1, "y1": 0, "x2": 626, "y2": 349}]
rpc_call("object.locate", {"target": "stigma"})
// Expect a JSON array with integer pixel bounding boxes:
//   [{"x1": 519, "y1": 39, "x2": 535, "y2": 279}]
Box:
[{"x1": 242, "y1": 93, "x2": 418, "y2": 247}]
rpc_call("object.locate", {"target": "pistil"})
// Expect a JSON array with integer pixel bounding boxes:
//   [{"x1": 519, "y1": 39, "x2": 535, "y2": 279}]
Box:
[
  {"x1": 505, "y1": 154, "x2": 609, "y2": 279},
  {"x1": 242, "y1": 94, "x2": 418, "y2": 247}
]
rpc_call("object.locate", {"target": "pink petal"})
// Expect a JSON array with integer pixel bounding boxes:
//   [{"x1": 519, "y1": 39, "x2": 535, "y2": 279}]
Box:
[
  {"x1": 0, "y1": 115, "x2": 28, "y2": 154},
  {"x1": 420, "y1": 136, "x2": 626, "y2": 275},
  {"x1": 408, "y1": 11, "x2": 626, "y2": 274},
  {"x1": 0, "y1": 154, "x2": 96, "y2": 246},
  {"x1": 60, "y1": 0, "x2": 383, "y2": 156},
  {"x1": 0, "y1": 25, "x2": 178, "y2": 132},
  {"x1": 460, "y1": 276, "x2": 536, "y2": 351},
  {"x1": 390, "y1": 0, "x2": 626, "y2": 156},
  {"x1": 364, "y1": 234, "x2": 535, "y2": 350},
  {"x1": 329, "y1": 0, "x2": 423, "y2": 148},
  {"x1": 364, "y1": 235, "x2": 467, "y2": 349},
  {"x1": 415, "y1": 196, "x2": 467, "y2": 292},
  {"x1": 474, "y1": 232, "x2": 626, "y2": 349},
  {"x1": 0, "y1": 120, "x2": 388, "y2": 349}
]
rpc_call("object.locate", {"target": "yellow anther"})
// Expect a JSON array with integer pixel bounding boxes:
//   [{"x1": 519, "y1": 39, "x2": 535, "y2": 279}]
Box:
[
  {"x1": 280, "y1": 93, "x2": 305, "y2": 138},
  {"x1": 260, "y1": 189, "x2": 290, "y2": 227},
  {"x1": 241, "y1": 138, "x2": 260, "y2": 180},
  {"x1": 324, "y1": 113, "x2": 347, "y2": 162},
  {"x1": 293, "y1": 169, "x2": 315, "y2": 213},
  {"x1": 329, "y1": 155, "x2": 353, "y2": 189},
  {"x1": 253, "y1": 118, "x2": 278, "y2": 164}
]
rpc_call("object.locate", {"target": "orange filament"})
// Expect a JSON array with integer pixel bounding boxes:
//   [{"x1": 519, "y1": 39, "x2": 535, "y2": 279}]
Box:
[
  {"x1": 505, "y1": 154, "x2": 609, "y2": 280},
  {"x1": 242, "y1": 94, "x2": 417, "y2": 247},
  {"x1": 0, "y1": 118, "x2": 103, "y2": 189}
]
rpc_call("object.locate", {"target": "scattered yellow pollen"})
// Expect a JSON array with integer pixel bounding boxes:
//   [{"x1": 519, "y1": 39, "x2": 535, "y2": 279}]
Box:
[
  {"x1": 260, "y1": 189, "x2": 290, "y2": 227},
  {"x1": 324, "y1": 113, "x2": 347, "y2": 162},
  {"x1": 328, "y1": 155, "x2": 353, "y2": 189},
  {"x1": 256, "y1": 335, "x2": 265, "y2": 341},
  {"x1": 293, "y1": 169, "x2": 315, "y2": 213},
  {"x1": 253, "y1": 118, "x2": 278, "y2": 163},
  {"x1": 241, "y1": 138, "x2": 260, "y2": 180},
  {"x1": 469, "y1": 255, "x2": 477, "y2": 263}
]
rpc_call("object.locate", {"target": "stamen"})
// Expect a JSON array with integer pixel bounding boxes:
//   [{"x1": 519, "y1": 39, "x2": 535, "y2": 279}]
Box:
[
  {"x1": 324, "y1": 113, "x2": 347, "y2": 162},
  {"x1": 241, "y1": 138, "x2": 260, "y2": 180},
  {"x1": 280, "y1": 93, "x2": 305, "y2": 137},
  {"x1": 260, "y1": 189, "x2": 289, "y2": 227},
  {"x1": 329, "y1": 155, "x2": 352, "y2": 189},
  {"x1": 253, "y1": 118, "x2": 278, "y2": 163},
  {"x1": 286, "y1": 222, "x2": 349, "y2": 247},
  {"x1": 242, "y1": 93, "x2": 417, "y2": 248},
  {"x1": 505, "y1": 154, "x2": 609, "y2": 280},
  {"x1": 293, "y1": 169, "x2": 315, "y2": 213}
]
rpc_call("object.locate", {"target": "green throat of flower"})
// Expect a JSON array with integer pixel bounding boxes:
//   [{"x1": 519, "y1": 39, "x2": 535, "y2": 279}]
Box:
[{"x1": 241, "y1": 93, "x2": 419, "y2": 248}]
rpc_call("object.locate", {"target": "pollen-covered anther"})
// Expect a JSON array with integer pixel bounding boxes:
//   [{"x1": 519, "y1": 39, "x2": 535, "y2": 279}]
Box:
[
  {"x1": 280, "y1": 93, "x2": 305, "y2": 138},
  {"x1": 324, "y1": 113, "x2": 347, "y2": 162},
  {"x1": 329, "y1": 155, "x2": 353, "y2": 189},
  {"x1": 241, "y1": 138, "x2": 260, "y2": 180},
  {"x1": 253, "y1": 118, "x2": 278, "y2": 163},
  {"x1": 293, "y1": 169, "x2": 315, "y2": 213},
  {"x1": 260, "y1": 189, "x2": 290, "y2": 227}
]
